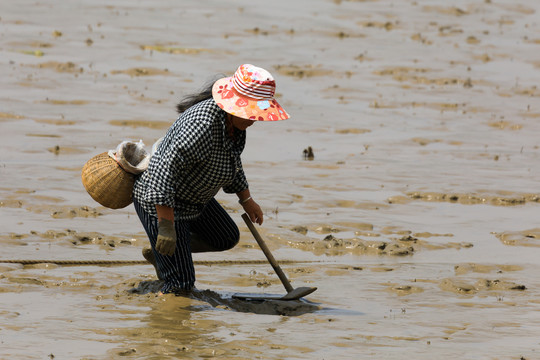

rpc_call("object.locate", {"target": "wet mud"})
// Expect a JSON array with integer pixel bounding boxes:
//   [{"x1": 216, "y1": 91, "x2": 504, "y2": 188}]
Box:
[
  {"x1": 128, "y1": 282, "x2": 322, "y2": 316},
  {"x1": 2, "y1": 0, "x2": 540, "y2": 359}
]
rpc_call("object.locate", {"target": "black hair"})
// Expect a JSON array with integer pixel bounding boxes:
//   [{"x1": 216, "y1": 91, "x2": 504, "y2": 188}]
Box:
[{"x1": 175, "y1": 75, "x2": 224, "y2": 114}]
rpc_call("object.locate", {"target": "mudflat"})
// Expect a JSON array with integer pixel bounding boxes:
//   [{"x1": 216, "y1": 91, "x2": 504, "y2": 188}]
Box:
[{"x1": 1, "y1": 0, "x2": 540, "y2": 359}]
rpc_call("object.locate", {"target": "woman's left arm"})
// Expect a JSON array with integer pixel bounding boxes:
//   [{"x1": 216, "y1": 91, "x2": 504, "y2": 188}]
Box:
[{"x1": 237, "y1": 189, "x2": 263, "y2": 225}]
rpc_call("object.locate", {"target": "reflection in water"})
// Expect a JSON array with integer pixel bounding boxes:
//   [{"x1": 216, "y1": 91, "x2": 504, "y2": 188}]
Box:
[
  {"x1": 111, "y1": 285, "x2": 211, "y2": 358},
  {"x1": 106, "y1": 281, "x2": 322, "y2": 358}
]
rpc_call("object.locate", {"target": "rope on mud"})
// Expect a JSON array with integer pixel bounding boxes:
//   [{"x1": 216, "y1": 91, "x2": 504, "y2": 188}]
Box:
[{"x1": 0, "y1": 259, "x2": 321, "y2": 266}]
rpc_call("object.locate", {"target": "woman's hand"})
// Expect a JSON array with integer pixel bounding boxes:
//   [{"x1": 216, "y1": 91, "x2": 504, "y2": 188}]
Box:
[
  {"x1": 156, "y1": 218, "x2": 176, "y2": 256},
  {"x1": 241, "y1": 198, "x2": 264, "y2": 225},
  {"x1": 155, "y1": 204, "x2": 176, "y2": 256}
]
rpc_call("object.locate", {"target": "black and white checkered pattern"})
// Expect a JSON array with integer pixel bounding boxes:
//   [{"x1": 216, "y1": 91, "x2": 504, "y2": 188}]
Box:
[{"x1": 133, "y1": 98, "x2": 248, "y2": 219}]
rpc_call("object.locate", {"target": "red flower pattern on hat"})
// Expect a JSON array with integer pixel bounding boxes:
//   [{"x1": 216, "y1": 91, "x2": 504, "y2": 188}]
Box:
[
  {"x1": 222, "y1": 90, "x2": 234, "y2": 100},
  {"x1": 235, "y1": 98, "x2": 248, "y2": 107}
]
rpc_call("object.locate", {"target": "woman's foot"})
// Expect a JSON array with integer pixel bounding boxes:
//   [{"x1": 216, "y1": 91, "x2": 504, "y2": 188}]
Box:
[{"x1": 142, "y1": 246, "x2": 163, "y2": 280}]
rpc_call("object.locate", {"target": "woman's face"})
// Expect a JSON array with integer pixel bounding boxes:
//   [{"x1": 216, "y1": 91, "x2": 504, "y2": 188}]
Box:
[{"x1": 231, "y1": 116, "x2": 256, "y2": 131}]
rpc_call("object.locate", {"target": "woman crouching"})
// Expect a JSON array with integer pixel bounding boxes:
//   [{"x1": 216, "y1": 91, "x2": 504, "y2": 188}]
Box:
[{"x1": 132, "y1": 64, "x2": 290, "y2": 294}]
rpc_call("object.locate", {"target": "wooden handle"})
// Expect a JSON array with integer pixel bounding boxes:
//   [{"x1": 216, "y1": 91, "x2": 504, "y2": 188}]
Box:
[{"x1": 242, "y1": 213, "x2": 294, "y2": 293}]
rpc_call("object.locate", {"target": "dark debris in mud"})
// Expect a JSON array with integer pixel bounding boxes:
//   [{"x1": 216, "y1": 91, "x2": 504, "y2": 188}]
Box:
[
  {"x1": 15, "y1": 229, "x2": 143, "y2": 249},
  {"x1": 391, "y1": 191, "x2": 540, "y2": 206},
  {"x1": 286, "y1": 233, "x2": 466, "y2": 257}
]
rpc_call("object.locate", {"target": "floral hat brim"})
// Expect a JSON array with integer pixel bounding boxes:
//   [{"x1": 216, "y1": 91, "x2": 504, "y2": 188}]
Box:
[{"x1": 211, "y1": 64, "x2": 290, "y2": 121}]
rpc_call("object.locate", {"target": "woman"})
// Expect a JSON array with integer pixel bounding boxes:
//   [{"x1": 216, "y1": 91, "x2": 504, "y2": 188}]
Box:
[{"x1": 132, "y1": 64, "x2": 290, "y2": 294}]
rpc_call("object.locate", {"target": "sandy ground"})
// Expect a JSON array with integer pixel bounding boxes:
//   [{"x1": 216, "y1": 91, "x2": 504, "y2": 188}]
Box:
[{"x1": 1, "y1": 0, "x2": 540, "y2": 359}]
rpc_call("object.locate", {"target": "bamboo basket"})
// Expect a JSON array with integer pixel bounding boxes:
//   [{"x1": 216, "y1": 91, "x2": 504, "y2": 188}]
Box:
[{"x1": 81, "y1": 152, "x2": 135, "y2": 209}]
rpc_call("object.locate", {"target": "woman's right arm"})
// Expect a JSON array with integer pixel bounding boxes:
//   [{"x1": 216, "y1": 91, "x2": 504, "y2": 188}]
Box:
[{"x1": 156, "y1": 204, "x2": 174, "y2": 222}]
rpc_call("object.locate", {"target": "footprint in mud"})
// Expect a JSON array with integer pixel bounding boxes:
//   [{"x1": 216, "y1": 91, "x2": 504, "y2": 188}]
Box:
[
  {"x1": 495, "y1": 229, "x2": 540, "y2": 247},
  {"x1": 127, "y1": 280, "x2": 321, "y2": 316},
  {"x1": 454, "y1": 263, "x2": 523, "y2": 275},
  {"x1": 439, "y1": 278, "x2": 526, "y2": 295}
]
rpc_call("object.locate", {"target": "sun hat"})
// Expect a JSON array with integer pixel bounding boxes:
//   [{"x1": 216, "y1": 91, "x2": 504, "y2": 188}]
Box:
[{"x1": 212, "y1": 64, "x2": 290, "y2": 121}]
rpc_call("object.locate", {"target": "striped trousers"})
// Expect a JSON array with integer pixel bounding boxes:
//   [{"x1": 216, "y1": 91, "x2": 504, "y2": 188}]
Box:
[{"x1": 133, "y1": 198, "x2": 240, "y2": 293}]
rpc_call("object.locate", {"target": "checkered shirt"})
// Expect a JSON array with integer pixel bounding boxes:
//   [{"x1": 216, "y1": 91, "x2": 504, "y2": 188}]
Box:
[{"x1": 132, "y1": 98, "x2": 248, "y2": 220}]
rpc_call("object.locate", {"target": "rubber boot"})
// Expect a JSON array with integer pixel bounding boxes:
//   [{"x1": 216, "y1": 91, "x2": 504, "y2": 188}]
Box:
[{"x1": 142, "y1": 246, "x2": 163, "y2": 280}]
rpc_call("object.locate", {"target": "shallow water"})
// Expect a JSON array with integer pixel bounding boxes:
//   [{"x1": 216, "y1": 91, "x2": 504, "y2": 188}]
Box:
[{"x1": 1, "y1": 0, "x2": 540, "y2": 359}]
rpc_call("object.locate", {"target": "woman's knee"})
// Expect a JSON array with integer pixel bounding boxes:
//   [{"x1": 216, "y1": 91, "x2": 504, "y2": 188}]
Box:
[
  {"x1": 190, "y1": 229, "x2": 238, "y2": 252},
  {"x1": 222, "y1": 226, "x2": 240, "y2": 250}
]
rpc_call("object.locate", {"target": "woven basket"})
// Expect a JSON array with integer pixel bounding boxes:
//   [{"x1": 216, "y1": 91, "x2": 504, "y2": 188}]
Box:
[{"x1": 81, "y1": 152, "x2": 135, "y2": 209}]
